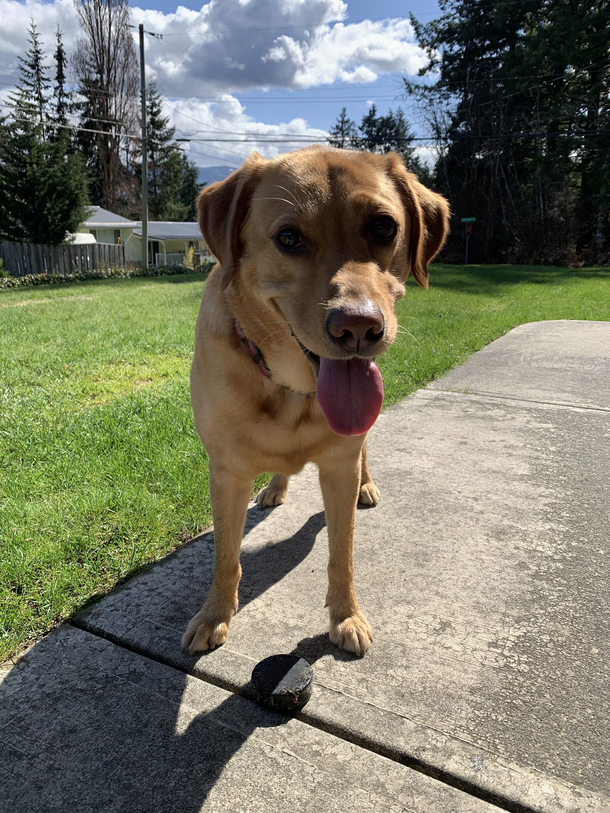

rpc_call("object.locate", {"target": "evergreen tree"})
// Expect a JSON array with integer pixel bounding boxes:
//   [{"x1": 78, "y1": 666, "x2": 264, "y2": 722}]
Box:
[
  {"x1": 329, "y1": 105, "x2": 424, "y2": 176},
  {"x1": 407, "y1": 0, "x2": 610, "y2": 262},
  {"x1": 0, "y1": 119, "x2": 89, "y2": 245},
  {"x1": 0, "y1": 24, "x2": 89, "y2": 245},
  {"x1": 328, "y1": 107, "x2": 358, "y2": 149},
  {"x1": 358, "y1": 105, "x2": 421, "y2": 171},
  {"x1": 177, "y1": 152, "x2": 203, "y2": 221},
  {"x1": 10, "y1": 19, "x2": 50, "y2": 132},
  {"x1": 141, "y1": 84, "x2": 203, "y2": 221},
  {"x1": 145, "y1": 83, "x2": 180, "y2": 219},
  {"x1": 51, "y1": 27, "x2": 72, "y2": 135}
]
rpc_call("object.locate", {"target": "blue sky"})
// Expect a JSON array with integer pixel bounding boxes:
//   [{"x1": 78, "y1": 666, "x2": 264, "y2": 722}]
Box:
[{"x1": 0, "y1": 0, "x2": 442, "y2": 168}]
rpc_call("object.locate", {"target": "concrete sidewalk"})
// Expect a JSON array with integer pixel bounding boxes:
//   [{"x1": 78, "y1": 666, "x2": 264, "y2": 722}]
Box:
[{"x1": 2, "y1": 320, "x2": 609, "y2": 812}]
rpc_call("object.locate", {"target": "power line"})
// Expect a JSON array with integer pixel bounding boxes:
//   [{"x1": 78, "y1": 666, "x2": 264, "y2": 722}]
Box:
[
  {"x1": 181, "y1": 136, "x2": 324, "y2": 143},
  {"x1": 0, "y1": 110, "x2": 141, "y2": 139},
  {"x1": 164, "y1": 95, "x2": 403, "y2": 104},
  {"x1": 177, "y1": 143, "x2": 241, "y2": 167},
  {"x1": 163, "y1": 100, "x2": 327, "y2": 142},
  {"x1": 176, "y1": 129, "x2": 610, "y2": 148},
  {"x1": 176, "y1": 135, "x2": 255, "y2": 159}
]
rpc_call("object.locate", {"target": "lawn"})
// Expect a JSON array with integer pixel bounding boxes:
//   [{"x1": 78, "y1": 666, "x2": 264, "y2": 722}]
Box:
[{"x1": 1, "y1": 264, "x2": 609, "y2": 661}]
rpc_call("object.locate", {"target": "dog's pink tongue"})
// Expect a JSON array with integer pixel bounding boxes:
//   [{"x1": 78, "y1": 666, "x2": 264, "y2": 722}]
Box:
[{"x1": 316, "y1": 357, "x2": 384, "y2": 436}]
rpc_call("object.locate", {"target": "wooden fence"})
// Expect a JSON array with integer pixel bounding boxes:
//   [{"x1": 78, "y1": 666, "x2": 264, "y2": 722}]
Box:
[{"x1": 0, "y1": 241, "x2": 126, "y2": 277}]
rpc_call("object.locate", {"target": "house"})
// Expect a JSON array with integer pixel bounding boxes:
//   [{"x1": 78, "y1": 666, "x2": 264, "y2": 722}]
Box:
[
  {"x1": 78, "y1": 206, "x2": 137, "y2": 249},
  {"x1": 131, "y1": 221, "x2": 212, "y2": 267},
  {"x1": 75, "y1": 207, "x2": 211, "y2": 266}
]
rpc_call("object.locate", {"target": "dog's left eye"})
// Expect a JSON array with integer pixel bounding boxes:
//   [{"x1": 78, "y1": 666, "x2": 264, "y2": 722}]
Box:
[
  {"x1": 275, "y1": 228, "x2": 304, "y2": 251},
  {"x1": 371, "y1": 216, "x2": 397, "y2": 243}
]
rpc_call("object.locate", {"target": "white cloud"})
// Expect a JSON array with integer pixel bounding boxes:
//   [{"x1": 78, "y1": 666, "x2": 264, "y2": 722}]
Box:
[
  {"x1": 0, "y1": 0, "x2": 425, "y2": 92},
  {"x1": 0, "y1": 0, "x2": 81, "y2": 76},
  {"x1": 164, "y1": 95, "x2": 328, "y2": 167},
  {"x1": 134, "y1": 0, "x2": 427, "y2": 94}
]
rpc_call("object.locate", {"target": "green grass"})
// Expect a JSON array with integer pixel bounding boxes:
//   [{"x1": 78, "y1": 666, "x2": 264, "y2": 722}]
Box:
[{"x1": 1, "y1": 264, "x2": 609, "y2": 661}]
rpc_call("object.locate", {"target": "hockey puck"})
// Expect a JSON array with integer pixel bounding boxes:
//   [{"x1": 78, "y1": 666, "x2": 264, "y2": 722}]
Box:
[{"x1": 251, "y1": 654, "x2": 313, "y2": 713}]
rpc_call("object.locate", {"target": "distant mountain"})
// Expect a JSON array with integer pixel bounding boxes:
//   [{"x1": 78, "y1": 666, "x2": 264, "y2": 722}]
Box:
[{"x1": 197, "y1": 166, "x2": 236, "y2": 186}]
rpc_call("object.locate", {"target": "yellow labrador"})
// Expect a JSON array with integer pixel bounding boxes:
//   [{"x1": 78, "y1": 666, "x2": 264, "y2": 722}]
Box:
[{"x1": 182, "y1": 146, "x2": 449, "y2": 657}]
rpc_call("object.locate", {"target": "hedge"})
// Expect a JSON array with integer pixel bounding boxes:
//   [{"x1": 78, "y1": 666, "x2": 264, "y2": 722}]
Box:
[{"x1": 0, "y1": 261, "x2": 216, "y2": 290}]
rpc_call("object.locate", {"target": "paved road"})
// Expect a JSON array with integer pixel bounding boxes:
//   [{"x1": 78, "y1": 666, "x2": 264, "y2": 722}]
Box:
[{"x1": 2, "y1": 320, "x2": 609, "y2": 812}]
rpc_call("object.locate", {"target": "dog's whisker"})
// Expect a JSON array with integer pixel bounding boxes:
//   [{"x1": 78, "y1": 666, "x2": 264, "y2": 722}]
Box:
[
  {"x1": 273, "y1": 184, "x2": 303, "y2": 210},
  {"x1": 257, "y1": 197, "x2": 295, "y2": 207},
  {"x1": 394, "y1": 325, "x2": 420, "y2": 346},
  {"x1": 258, "y1": 327, "x2": 290, "y2": 348}
]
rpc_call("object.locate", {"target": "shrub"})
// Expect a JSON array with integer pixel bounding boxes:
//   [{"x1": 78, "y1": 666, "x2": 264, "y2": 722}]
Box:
[{"x1": 0, "y1": 261, "x2": 216, "y2": 289}]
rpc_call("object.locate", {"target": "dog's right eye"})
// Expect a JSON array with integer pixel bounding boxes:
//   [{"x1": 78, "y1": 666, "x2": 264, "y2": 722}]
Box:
[
  {"x1": 275, "y1": 228, "x2": 304, "y2": 251},
  {"x1": 370, "y1": 215, "x2": 397, "y2": 243}
]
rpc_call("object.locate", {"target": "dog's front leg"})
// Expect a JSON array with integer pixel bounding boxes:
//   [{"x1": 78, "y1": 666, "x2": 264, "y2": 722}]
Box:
[
  {"x1": 182, "y1": 466, "x2": 253, "y2": 655},
  {"x1": 318, "y1": 447, "x2": 373, "y2": 656}
]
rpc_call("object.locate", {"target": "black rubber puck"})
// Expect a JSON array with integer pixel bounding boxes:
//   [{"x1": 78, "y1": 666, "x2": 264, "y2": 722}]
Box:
[{"x1": 251, "y1": 654, "x2": 313, "y2": 714}]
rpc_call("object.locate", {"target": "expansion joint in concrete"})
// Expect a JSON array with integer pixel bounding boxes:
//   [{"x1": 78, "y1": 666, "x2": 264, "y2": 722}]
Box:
[
  {"x1": 67, "y1": 621, "x2": 540, "y2": 813},
  {"x1": 428, "y1": 388, "x2": 610, "y2": 413}
]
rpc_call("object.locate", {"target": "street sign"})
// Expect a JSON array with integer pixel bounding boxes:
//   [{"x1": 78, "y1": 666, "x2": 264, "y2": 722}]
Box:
[{"x1": 463, "y1": 219, "x2": 474, "y2": 264}]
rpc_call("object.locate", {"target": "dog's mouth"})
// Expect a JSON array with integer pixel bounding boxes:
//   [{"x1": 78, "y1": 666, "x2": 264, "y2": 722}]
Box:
[{"x1": 292, "y1": 331, "x2": 384, "y2": 438}]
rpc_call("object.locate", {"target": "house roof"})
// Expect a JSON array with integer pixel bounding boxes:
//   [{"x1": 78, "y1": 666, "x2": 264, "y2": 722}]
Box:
[
  {"x1": 83, "y1": 206, "x2": 137, "y2": 228},
  {"x1": 132, "y1": 222, "x2": 203, "y2": 241}
]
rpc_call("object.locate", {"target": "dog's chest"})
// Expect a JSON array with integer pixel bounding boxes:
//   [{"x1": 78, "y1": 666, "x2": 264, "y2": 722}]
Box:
[{"x1": 243, "y1": 394, "x2": 340, "y2": 474}]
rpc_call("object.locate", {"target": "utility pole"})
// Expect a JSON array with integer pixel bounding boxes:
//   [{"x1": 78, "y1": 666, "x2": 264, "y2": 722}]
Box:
[{"x1": 139, "y1": 24, "x2": 148, "y2": 270}]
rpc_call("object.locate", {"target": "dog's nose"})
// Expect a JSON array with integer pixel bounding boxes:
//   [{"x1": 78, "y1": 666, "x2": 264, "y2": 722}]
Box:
[{"x1": 326, "y1": 307, "x2": 385, "y2": 352}]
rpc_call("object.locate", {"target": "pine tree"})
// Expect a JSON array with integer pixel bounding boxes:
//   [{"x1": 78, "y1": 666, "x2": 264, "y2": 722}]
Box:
[{"x1": 358, "y1": 105, "x2": 418, "y2": 164}]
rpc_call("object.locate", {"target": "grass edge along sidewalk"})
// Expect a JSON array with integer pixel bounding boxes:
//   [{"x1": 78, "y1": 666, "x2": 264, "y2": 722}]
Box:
[{"x1": 1, "y1": 263, "x2": 609, "y2": 662}]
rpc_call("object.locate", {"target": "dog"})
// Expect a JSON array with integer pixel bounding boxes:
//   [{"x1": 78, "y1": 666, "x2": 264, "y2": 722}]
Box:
[{"x1": 182, "y1": 145, "x2": 449, "y2": 657}]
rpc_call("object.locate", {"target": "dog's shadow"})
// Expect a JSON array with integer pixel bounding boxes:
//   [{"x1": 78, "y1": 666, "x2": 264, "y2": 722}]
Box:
[
  {"x1": 236, "y1": 508, "x2": 326, "y2": 609},
  {"x1": 166, "y1": 631, "x2": 359, "y2": 812},
  {"x1": 164, "y1": 507, "x2": 363, "y2": 809},
  {"x1": 1, "y1": 506, "x2": 367, "y2": 811}
]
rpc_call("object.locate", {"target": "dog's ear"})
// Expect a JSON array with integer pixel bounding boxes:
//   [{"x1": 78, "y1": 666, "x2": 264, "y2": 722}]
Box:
[
  {"x1": 197, "y1": 152, "x2": 264, "y2": 290},
  {"x1": 386, "y1": 154, "x2": 450, "y2": 289}
]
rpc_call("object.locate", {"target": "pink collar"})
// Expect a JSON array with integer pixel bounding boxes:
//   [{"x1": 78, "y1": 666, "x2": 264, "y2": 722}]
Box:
[{"x1": 234, "y1": 320, "x2": 272, "y2": 378}]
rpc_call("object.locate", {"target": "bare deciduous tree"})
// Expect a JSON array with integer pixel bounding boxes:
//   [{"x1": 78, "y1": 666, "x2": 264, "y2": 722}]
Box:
[{"x1": 73, "y1": 0, "x2": 139, "y2": 214}]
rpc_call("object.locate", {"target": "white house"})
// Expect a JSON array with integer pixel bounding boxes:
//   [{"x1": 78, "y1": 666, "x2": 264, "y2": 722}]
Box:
[
  {"x1": 78, "y1": 206, "x2": 137, "y2": 249},
  {"x1": 76, "y1": 206, "x2": 211, "y2": 266},
  {"x1": 130, "y1": 221, "x2": 212, "y2": 267}
]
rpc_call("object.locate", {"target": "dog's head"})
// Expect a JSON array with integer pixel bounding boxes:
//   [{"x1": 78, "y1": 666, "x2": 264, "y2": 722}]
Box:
[{"x1": 198, "y1": 146, "x2": 449, "y2": 434}]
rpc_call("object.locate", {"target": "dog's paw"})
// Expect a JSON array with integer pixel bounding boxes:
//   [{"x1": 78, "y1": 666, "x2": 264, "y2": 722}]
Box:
[
  {"x1": 329, "y1": 612, "x2": 373, "y2": 657},
  {"x1": 256, "y1": 475, "x2": 289, "y2": 508},
  {"x1": 358, "y1": 481, "x2": 380, "y2": 506},
  {"x1": 181, "y1": 602, "x2": 235, "y2": 654}
]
